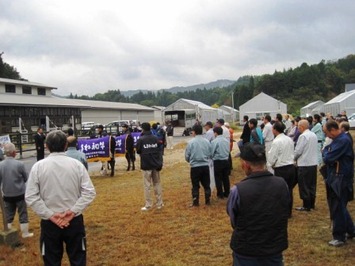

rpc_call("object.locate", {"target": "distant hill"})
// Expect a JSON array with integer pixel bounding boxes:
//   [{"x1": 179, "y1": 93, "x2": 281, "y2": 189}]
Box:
[{"x1": 121, "y1": 79, "x2": 236, "y2": 97}]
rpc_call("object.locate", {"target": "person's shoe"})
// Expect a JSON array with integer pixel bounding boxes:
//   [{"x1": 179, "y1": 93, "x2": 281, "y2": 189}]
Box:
[
  {"x1": 141, "y1": 206, "x2": 152, "y2": 211},
  {"x1": 346, "y1": 231, "x2": 355, "y2": 240},
  {"x1": 156, "y1": 203, "x2": 164, "y2": 210},
  {"x1": 328, "y1": 239, "x2": 345, "y2": 247},
  {"x1": 189, "y1": 203, "x2": 199, "y2": 207},
  {"x1": 126, "y1": 166, "x2": 130, "y2": 171},
  {"x1": 295, "y1": 207, "x2": 311, "y2": 212},
  {"x1": 20, "y1": 223, "x2": 34, "y2": 238}
]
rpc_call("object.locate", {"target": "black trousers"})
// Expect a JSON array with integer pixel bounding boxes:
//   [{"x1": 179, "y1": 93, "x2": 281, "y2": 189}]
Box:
[
  {"x1": 37, "y1": 147, "x2": 45, "y2": 161},
  {"x1": 213, "y1": 160, "x2": 230, "y2": 198},
  {"x1": 40, "y1": 215, "x2": 86, "y2": 266},
  {"x1": 274, "y1": 164, "x2": 295, "y2": 216},
  {"x1": 297, "y1": 166, "x2": 317, "y2": 209},
  {"x1": 190, "y1": 166, "x2": 211, "y2": 205}
]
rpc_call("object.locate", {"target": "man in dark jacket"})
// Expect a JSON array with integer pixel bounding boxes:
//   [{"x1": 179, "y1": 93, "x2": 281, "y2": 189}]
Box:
[
  {"x1": 34, "y1": 127, "x2": 46, "y2": 161},
  {"x1": 136, "y1": 122, "x2": 164, "y2": 211},
  {"x1": 237, "y1": 116, "x2": 251, "y2": 156},
  {"x1": 227, "y1": 143, "x2": 289, "y2": 265},
  {"x1": 122, "y1": 124, "x2": 135, "y2": 171}
]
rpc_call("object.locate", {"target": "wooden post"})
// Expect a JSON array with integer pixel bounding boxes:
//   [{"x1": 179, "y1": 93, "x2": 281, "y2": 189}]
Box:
[{"x1": 0, "y1": 190, "x2": 8, "y2": 231}]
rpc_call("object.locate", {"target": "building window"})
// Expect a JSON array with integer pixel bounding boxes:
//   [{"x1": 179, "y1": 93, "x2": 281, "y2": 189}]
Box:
[
  {"x1": 5, "y1": 84, "x2": 16, "y2": 93},
  {"x1": 22, "y1": 86, "x2": 32, "y2": 94},
  {"x1": 38, "y1": 88, "x2": 46, "y2": 95}
]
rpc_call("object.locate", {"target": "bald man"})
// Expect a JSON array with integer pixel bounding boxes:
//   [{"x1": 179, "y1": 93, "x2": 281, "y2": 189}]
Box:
[{"x1": 294, "y1": 119, "x2": 318, "y2": 211}]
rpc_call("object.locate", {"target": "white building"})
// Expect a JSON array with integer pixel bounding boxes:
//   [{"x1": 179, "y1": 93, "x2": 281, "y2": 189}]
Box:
[
  {"x1": 164, "y1": 98, "x2": 218, "y2": 128},
  {"x1": 151, "y1": 106, "x2": 166, "y2": 124},
  {"x1": 239, "y1": 92, "x2": 287, "y2": 124},
  {"x1": 0, "y1": 78, "x2": 155, "y2": 134},
  {"x1": 300, "y1": 100, "x2": 325, "y2": 117},
  {"x1": 322, "y1": 90, "x2": 355, "y2": 116},
  {"x1": 218, "y1": 105, "x2": 239, "y2": 123}
]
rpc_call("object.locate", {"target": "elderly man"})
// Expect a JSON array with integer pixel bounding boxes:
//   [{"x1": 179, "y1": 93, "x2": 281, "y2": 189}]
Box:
[
  {"x1": 66, "y1": 136, "x2": 88, "y2": 170},
  {"x1": 294, "y1": 119, "x2": 318, "y2": 211},
  {"x1": 322, "y1": 121, "x2": 354, "y2": 246},
  {"x1": 26, "y1": 130, "x2": 96, "y2": 266},
  {"x1": 268, "y1": 122, "x2": 295, "y2": 217},
  {"x1": 0, "y1": 143, "x2": 33, "y2": 238},
  {"x1": 227, "y1": 143, "x2": 289, "y2": 265}
]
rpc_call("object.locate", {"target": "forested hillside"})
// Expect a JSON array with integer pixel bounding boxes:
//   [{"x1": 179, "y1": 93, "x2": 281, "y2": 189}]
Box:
[
  {"x1": 1, "y1": 52, "x2": 355, "y2": 116},
  {"x1": 71, "y1": 54, "x2": 355, "y2": 115}
]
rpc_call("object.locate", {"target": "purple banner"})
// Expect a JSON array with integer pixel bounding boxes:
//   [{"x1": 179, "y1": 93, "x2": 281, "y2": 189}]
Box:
[{"x1": 78, "y1": 132, "x2": 141, "y2": 161}]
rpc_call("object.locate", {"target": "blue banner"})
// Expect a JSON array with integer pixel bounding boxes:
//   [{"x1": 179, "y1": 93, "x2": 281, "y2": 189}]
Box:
[{"x1": 78, "y1": 132, "x2": 141, "y2": 161}]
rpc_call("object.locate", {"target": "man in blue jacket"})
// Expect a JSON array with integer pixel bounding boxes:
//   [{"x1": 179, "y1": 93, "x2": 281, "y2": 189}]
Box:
[
  {"x1": 322, "y1": 120, "x2": 354, "y2": 247},
  {"x1": 185, "y1": 124, "x2": 212, "y2": 207}
]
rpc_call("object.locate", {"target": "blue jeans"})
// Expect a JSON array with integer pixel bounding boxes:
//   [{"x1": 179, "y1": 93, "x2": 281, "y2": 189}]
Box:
[
  {"x1": 330, "y1": 187, "x2": 355, "y2": 241},
  {"x1": 233, "y1": 252, "x2": 284, "y2": 266}
]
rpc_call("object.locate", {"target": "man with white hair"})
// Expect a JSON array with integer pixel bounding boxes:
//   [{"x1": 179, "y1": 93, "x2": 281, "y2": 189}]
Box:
[
  {"x1": 0, "y1": 143, "x2": 33, "y2": 237},
  {"x1": 294, "y1": 119, "x2": 318, "y2": 211}
]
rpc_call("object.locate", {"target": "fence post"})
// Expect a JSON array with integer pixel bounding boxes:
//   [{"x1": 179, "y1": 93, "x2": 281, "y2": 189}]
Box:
[{"x1": 18, "y1": 132, "x2": 23, "y2": 159}]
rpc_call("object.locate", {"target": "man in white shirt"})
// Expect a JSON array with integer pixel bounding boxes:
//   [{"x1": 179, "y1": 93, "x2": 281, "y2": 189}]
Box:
[
  {"x1": 294, "y1": 119, "x2": 318, "y2": 211},
  {"x1": 216, "y1": 118, "x2": 230, "y2": 140},
  {"x1": 268, "y1": 122, "x2": 295, "y2": 217},
  {"x1": 263, "y1": 115, "x2": 275, "y2": 173},
  {"x1": 26, "y1": 130, "x2": 96, "y2": 266}
]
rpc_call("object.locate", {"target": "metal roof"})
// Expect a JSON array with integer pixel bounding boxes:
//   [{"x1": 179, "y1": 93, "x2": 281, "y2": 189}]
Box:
[
  {"x1": 301, "y1": 100, "x2": 324, "y2": 109},
  {"x1": 0, "y1": 93, "x2": 155, "y2": 111},
  {"x1": 0, "y1": 94, "x2": 89, "y2": 107},
  {"x1": 0, "y1": 77, "x2": 57, "y2": 89},
  {"x1": 179, "y1": 98, "x2": 216, "y2": 110},
  {"x1": 325, "y1": 90, "x2": 355, "y2": 104}
]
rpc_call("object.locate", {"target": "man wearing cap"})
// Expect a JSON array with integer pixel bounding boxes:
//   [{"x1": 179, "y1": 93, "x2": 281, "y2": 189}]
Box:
[
  {"x1": 204, "y1": 121, "x2": 215, "y2": 142},
  {"x1": 227, "y1": 143, "x2": 289, "y2": 265},
  {"x1": 185, "y1": 124, "x2": 212, "y2": 207},
  {"x1": 136, "y1": 123, "x2": 164, "y2": 211}
]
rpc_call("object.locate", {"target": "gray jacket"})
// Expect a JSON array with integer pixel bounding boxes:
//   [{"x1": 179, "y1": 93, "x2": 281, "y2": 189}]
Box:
[{"x1": 0, "y1": 157, "x2": 28, "y2": 197}]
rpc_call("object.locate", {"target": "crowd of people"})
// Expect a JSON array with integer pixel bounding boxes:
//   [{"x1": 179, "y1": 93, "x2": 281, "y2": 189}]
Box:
[{"x1": 0, "y1": 111, "x2": 353, "y2": 265}]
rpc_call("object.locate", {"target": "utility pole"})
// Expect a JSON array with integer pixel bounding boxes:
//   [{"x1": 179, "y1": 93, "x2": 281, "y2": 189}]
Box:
[{"x1": 231, "y1": 91, "x2": 235, "y2": 124}]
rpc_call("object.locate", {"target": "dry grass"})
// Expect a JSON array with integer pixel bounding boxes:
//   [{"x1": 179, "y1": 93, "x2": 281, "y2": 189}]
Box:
[{"x1": 1, "y1": 134, "x2": 355, "y2": 266}]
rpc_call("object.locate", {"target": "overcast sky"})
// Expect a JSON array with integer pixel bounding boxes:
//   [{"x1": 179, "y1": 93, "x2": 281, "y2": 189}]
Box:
[{"x1": 1, "y1": 0, "x2": 354, "y2": 96}]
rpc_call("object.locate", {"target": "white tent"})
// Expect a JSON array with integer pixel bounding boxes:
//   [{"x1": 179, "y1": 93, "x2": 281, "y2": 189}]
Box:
[
  {"x1": 239, "y1": 92, "x2": 287, "y2": 124},
  {"x1": 323, "y1": 90, "x2": 355, "y2": 116},
  {"x1": 300, "y1": 100, "x2": 325, "y2": 117}
]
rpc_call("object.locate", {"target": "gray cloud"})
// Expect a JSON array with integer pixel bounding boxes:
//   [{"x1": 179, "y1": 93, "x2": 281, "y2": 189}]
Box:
[{"x1": 1, "y1": 0, "x2": 354, "y2": 96}]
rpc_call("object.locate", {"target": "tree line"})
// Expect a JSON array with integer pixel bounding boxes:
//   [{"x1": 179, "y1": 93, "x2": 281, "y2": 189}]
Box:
[{"x1": 1, "y1": 53, "x2": 355, "y2": 116}]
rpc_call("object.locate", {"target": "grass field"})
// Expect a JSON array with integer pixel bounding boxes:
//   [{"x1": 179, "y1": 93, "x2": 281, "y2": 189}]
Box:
[{"x1": 1, "y1": 137, "x2": 355, "y2": 266}]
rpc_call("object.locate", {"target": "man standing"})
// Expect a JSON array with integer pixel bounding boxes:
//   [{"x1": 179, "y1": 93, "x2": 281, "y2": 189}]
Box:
[
  {"x1": 268, "y1": 122, "x2": 296, "y2": 217},
  {"x1": 211, "y1": 127, "x2": 230, "y2": 199},
  {"x1": 227, "y1": 143, "x2": 289, "y2": 265},
  {"x1": 34, "y1": 127, "x2": 45, "y2": 161},
  {"x1": 166, "y1": 122, "x2": 174, "y2": 150},
  {"x1": 26, "y1": 130, "x2": 96, "y2": 265},
  {"x1": 185, "y1": 124, "x2": 212, "y2": 207},
  {"x1": 122, "y1": 124, "x2": 135, "y2": 171},
  {"x1": 0, "y1": 143, "x2": 33, "y2": 238},
  {"x1": 322, "y1": 121, "x2": 354, "y2": 246},
  {"x1": 294, "y1": 119, "x2": 318, "y2": 211},
  {"x1": 237, "y1": 116, "x2": 251, "y2": 155},
  {"x1": 248, "y1": 119, "x2": 264, "y2": 145},
  {"x1": 204, "y1": 121, "x2": 215, "y2": 142},
  {"x1": 136, "y1": 123, "x2": 164, "y2": 211},
  {"x1": 216, "y1": 118, "x2": 230, "y2": 139},
  {"x1": 263, "y1": 115, "x2": 275, "y2": 173},
  {"x1": 66, "y1": 136, "x2": 88, "y2": 170}
]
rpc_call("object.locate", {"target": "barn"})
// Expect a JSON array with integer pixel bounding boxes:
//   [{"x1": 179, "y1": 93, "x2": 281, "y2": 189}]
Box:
[
  {"x1": 239, "y1": 92, "x2": 287, "y2": 124},
  {"x1": 300, "y1": 100, "x2": 325, "y2": 117},
  {"x1": 218, "y1": 105, "x2": 239, "y2": 123},
  {"x1": 322, "y1": 90, "x2": 355, "y2": 116}
]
